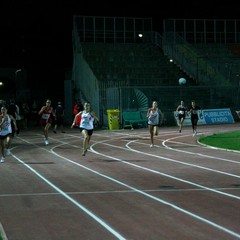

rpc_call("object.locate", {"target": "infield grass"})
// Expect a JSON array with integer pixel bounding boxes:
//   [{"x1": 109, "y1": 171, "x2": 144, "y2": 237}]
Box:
[{"x1": 199, "y1": 131, "x2": 240, "y2": 151}]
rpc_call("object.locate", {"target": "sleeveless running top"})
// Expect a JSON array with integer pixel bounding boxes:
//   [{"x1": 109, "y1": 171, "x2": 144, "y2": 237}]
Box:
[
  {"x1": 148, "y1": 108, "x2": 159, "y2": 126},
  {"x1": 80, "y1": 111, "x2": 94, "y2": 130},
  {"x1": 0, "y1": 115, "x2": 12, "y2": 136}
]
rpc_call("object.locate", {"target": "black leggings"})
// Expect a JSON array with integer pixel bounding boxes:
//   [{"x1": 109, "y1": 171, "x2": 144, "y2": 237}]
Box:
[{"x1": 191, "y1": 117, "x2": 198, "y2": 130}]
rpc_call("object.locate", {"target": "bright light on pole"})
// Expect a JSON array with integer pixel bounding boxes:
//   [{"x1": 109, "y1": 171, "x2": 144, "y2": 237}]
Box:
[
  {"x1": 15, "y1": 69, "x2": 22, "y2": 100},
  {"x1": 15, "y1": 69, "x2": 22, "y2": 74}
]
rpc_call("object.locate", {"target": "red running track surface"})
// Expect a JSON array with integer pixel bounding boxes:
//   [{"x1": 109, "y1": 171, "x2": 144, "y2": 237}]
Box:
[{"x1": 0, "y1": 124, "x2": 239, "y2": 240}]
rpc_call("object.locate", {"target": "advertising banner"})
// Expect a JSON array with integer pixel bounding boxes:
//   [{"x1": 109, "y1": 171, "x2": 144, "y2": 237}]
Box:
[
  {"x1": 203, "y1": 109, "x2": 234, "y2": 124},
  {"x1": 174, "y1": 108, "x2": 234, "y2": 126}
]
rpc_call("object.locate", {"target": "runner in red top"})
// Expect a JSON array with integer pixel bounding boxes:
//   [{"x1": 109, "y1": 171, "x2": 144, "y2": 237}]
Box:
[{"x1": 38, "y1": 99, "x2": 55, "y2": 145}]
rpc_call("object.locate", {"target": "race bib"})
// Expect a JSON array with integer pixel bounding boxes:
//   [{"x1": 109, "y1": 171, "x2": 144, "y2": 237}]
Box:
[{"x1": 42, "y1": 114, "x2": 50, "y2": 120}]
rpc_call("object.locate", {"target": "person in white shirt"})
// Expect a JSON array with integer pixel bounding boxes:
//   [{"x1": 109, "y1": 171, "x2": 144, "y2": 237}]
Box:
[
  {"x1": 71, "y1": 102, "x2": 99, "y2": 156},
  {"x1": 0, "y1": 106, "x2": 18, "y2": 162},
  {"x1": 146, "y1": 101, "x2": 164, "y2": 147}
]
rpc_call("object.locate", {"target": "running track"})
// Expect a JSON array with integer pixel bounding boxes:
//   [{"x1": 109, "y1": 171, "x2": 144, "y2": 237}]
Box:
[{"x1": 0, "y1": 124, "x2": 239, "y2": 240}]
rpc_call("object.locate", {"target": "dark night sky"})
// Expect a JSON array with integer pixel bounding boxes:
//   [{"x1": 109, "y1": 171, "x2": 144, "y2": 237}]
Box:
[{"x1": 0, "y1": 0, "x2": 238, "y2": 101}]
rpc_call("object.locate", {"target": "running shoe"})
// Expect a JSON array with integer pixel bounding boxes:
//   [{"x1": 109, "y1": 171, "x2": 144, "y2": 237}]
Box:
[
  {"x1": 1, "y1": 157, "x2": 5, "y2": 163},
  {"x1": 82, "y1": 149, "x2": 87, "y2": 156},
  {"x1": 6, "y1": 149, "x2": 10, "y2": 155}
]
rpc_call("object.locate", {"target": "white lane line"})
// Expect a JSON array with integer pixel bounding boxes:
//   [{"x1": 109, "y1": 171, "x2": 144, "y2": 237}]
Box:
[
  {"x1": 17, "y1": 134, "x2": 240, "y2": 195},
  {"x1": 0, "y1": 186, "x2": 239, "y2": 198},
  {"x1": 51, "y1": 144, "x2": 240, "y2": 239},
  {"x1": 161, "y1": 135, "x2": 240, "y2": 163},
  {"x1": 0, "y1": 222, "x2": 8, "y2": 240},
  {"x1": 13, "y1": 132, "x2": 240, "y2": 239},
  {"x1": 197, "y1": 140, "x2": 240, "y2": 153},
  {"x1": 15, "y1": 134, "x2": 240, "y2": 190},
  {"x1": 11, "y1": 154, "x2": 126, "y2": 240},
  {"x1": 124, "y1": 142, "x2": 240, "y2": 199},
  {"x1": 98, "y1": 140, "x2": 240, "y2": 180},
  {"x1": 127, "y1": 143, "x2": 240, "y2": 179},
  {"x1": 97, "y1": 141, "x2": 240, "y2": 200}
]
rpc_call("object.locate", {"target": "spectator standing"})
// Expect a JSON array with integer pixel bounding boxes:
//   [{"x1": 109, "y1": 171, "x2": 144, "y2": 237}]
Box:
[
  {"x1": 31, "y1": 99, "x2": 39, "y2": 126},
  {"x1": 15, "y1": 103, "x2": 21, "y2": 135},
  {"x1": 7, "y1": 99, "x2": 20, "y2": 136},
  {"x1": 53, "y1": 101, "x2": 65, "y2": 133},
  {"x1": 73, "y1": 99, "x2": 83, "y2": 127},
  {"x1": 22, "y1": 102, "x2": 30, "y2": 128},
  {"x1": 0, "y1": 100, "x2": 5, "y2": 109}
]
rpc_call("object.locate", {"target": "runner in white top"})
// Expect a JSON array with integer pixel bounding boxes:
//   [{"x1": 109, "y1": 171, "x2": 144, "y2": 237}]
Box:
[
  {"x1": 71, "y1": 102, "x2": 99, "y2": 156},
  {"x1": 0, "y1": 106, "x2": 18, "y2": 163},
  {"x1": 80, "y1": 111, "x2": 94, "y2": 130},
  {"x1": 146, "y1": 101, "x2": 164, "y2": 147}
]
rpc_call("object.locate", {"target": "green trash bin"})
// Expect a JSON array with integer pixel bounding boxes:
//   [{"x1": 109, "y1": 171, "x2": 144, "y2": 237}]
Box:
[{"x1": 107, "y1": 109, "x2": 120, "y2": 130}]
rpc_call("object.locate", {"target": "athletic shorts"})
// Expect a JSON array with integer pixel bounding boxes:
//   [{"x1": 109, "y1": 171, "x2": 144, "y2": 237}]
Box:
[{"x1": 79, "y1": 128, "x2": 93, "y2": 136}]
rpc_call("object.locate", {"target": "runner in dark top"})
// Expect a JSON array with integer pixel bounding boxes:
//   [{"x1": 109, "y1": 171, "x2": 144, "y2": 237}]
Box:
[
  {"x1": 176, "y1": 100, "x2": 187, "y2": 133},
  {"x1": 188, "y1": 100, "x2": 201, "y2": 136}
]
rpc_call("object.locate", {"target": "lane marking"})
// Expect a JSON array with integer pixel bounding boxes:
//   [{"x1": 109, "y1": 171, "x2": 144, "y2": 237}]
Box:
[
  {"x1": 0, "y1": 222, "x2": 8, "y2": 240},
  {"x1": 161, "y1": 135, "x2": 240, "y2": 163},
  {"x1": 52, "y1": 145, "x2": 240, "y2": 239},
  {"x1": 11, "y1": 130, "x2": 240, "y2": 239},
  {"x1": 10, "y1": 154, "x2": 126, "y2": 240}
]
